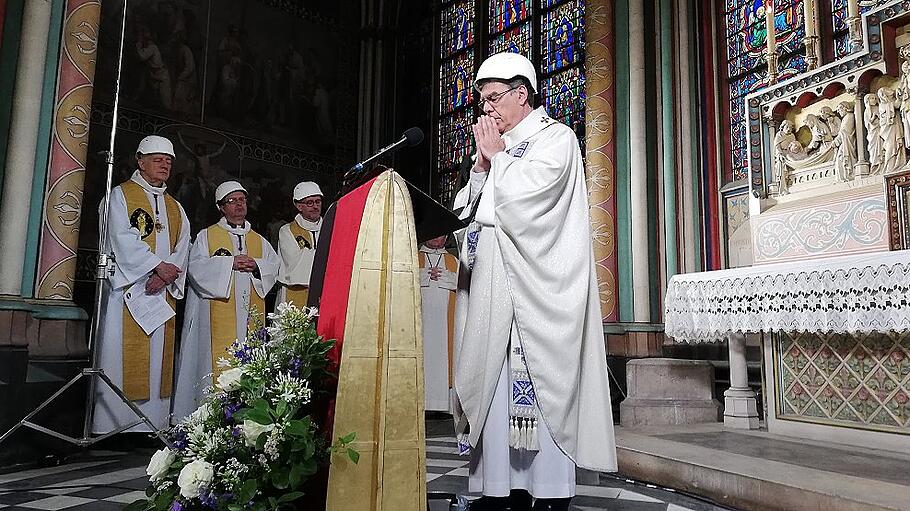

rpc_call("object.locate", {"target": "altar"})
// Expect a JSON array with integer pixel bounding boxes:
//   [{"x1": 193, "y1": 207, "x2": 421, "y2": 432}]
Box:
[{"x1": 664, "y1": 249, "x2": 910, "y2": 452}]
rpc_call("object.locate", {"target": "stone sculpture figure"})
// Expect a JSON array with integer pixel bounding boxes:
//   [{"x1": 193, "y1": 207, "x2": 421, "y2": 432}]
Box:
[
  {"x1": 864, "y1": 93, "x2": 882, "y2": 174},
  {"x1": 833, "y1": 101, "x2": 857, "y2": 181},
  {"x1": 806, "y1": 113, "x2": 834, "y2": 152},
  {"x1": 878, "y1": 88, "x2": 906, "y2": 174},
  {"x1": 820, "y1": 106, "x2": 842, "y2": 138},
  {"x1": 771, "y1": 119, "x2": 803, "y2": 195},
  {"x1": 899, "y1": 61, "x2": 910, "y2": 149}
]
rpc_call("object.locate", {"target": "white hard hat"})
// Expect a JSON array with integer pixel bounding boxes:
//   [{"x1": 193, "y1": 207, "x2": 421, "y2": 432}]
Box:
[
  {"x1": 293, "y1": 181, "x2": 323, "y2": 201},
  {"x1": 215, "y1": 180, "x2": 248, "y2": 205},
  {"x1": 474, "y1": 52, "x2": 537, "y2": 93},
  {"x1": 136, "y1": 135, "x2": 176, "y2": 158}
]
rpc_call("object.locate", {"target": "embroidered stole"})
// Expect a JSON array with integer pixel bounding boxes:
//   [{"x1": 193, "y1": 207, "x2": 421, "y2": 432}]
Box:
[
  {"x1": 120, "y1": 180, "x2": 181, "y2": 401},
  {"x1": 418, "y1": 251, "x2": 458, "y2": 386},
  {"x1": 206, "y1": 225, "x2": 264, "y2": 380},
  {"x1": 284, "y1": 221, "x2": 315, "y2": 306}
]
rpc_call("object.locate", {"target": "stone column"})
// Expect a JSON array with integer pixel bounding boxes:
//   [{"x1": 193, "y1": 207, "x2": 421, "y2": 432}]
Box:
[
  {"x1": 0, "y1": 0, "x2": 53, "y2": 296},
  {"x1": 585, "y1": 0, "x2": 619, "y2": 322},
  {"x1": 628, "y1": 0, "x2": 651, "y2": 322},
  {"x1": 724, "y1": 331, "x2": 760, "y2": 429},
  {"x1": 35, "y1": 0, "x2": 101, "y2": 300},
  {"x1": 853, "y1": 86, "x2": 870, "y2": 178},
  {"x1": 765, "y1": 117, "x2": 783, "y2": 196},
  {"x1": 848, "y1": 0, "x2": 863, "y2": 52},
  {"x1": 803, "y1": 0, "x2": 820, "y2": 70}
]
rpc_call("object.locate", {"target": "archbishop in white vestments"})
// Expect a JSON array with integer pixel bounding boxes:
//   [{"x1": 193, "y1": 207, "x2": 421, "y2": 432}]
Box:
[
  {"x1": 277, "y1": 181, "x2": 323, "y2": 307},
  {"x1": 93, "y1": 136, "x2": 190, "y2": 434},
  {"x1": 419, "y1": 235, "x2": 459, "y2": 413},
  {"x1": 173, "y1": 181, "x2": 280, "y2": 420},
  {"x1": 453, "y1": 53, "x2": 616, "y2": 508}
]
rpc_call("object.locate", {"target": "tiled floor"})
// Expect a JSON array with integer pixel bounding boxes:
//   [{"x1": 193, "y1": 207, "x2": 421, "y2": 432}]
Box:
[{"x1": 0, "y1": 425, "x2": 735, "y2": 510}]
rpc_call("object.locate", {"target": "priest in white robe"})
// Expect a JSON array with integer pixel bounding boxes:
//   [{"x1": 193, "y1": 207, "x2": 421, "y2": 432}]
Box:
[
  {"x1": 277, "y1": 181, "x2": 323, "y2": 307},
  {"x1": 419, "y1": 235, "x2": 458, "y2": 413},
  {"x1": 453, "y1": 52, "x2": 616, "y2": 511},
  {"x1": 92, "y1": 135, "x2": 190, "y2": 434},
  {"x1": 173, "y1": 181, "x2": 280, "y2": 420}
]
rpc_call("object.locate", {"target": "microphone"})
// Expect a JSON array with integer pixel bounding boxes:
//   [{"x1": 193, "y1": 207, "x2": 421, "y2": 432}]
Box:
[{"x1": 346, "y1": 127, "x2": 424, "y2": 177}]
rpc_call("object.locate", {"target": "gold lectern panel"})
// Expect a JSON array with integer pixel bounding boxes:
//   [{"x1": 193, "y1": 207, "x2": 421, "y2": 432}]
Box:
[{"x1": 326, "y1": 172, "x2": 427, "y2": 511}]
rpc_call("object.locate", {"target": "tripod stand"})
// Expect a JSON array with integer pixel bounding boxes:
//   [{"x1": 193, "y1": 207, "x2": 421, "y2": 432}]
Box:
[{"x1": 0, "y1": 0, "x2": 171, "y2": 450}]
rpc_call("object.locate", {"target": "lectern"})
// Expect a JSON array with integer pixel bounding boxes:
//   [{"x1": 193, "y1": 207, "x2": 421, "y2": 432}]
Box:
[{"x1": 308, "y1": 169, "x2": 465, "y2": 510}]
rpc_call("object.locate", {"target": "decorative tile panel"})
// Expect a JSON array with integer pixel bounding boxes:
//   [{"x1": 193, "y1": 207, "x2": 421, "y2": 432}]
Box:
[
  {"x1": 752, "y1": 190, "x2": 888, "y2": 264},
  {"x1": 776, "y1": 332, "x2": 910, "y2": 434}
]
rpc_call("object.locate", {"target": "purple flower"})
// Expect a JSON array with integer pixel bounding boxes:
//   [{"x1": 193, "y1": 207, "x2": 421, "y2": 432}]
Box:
[
  {"x1": 169, "y1": 501, "x2": 184, "y2": 511},
  {"x1": 255, "y1": 327, "x2": 268, "y2": 342},
  {"x1": 231, "y1": 426, "x2": 242, "y2": 438},
  {"x1": 289, "y1": 357, "x2": 303, "y2": 377},
  {"x1": 171, "y1": 429, "x2": 189, "y2": 451},
  {"x1": 224, "y1": 401, "x2": 242, "y2": 421},
  {"x1": 200, "y1": 492, "x2": 218, "y2": 509}
]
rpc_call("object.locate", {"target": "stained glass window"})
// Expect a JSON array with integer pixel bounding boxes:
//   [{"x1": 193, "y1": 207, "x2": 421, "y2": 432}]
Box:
[
  {"x1": 441, "y1": 2, "x2": 476, "y2": 58},
  {"x1": 722, "y1": 0, "x2": 804, "y2": 182},
  {"x1": 436, "y1": 0, "x2": 586, "y2": 206},
  {"x1": 439, "y1": 50, "x2": 475, "y2": 114},
  {"x1": 489, "y1": 22, "x2": 532, "y2": 56},
  {"x1": 541, "y1": 0, "x2": 584, "y2": 74},
  {"x1": 830, "y1": 0, "x2": 874, "y2": 59},
  {"x1": 489, "y1": 0, "x2": 532, "y2": 34},
  {"x1": 541, "y1": 66, "x2": 585, "y2": 136}
]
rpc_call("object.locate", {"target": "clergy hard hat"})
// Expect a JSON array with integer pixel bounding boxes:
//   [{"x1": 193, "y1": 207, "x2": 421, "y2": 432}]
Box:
[
  {"x1": 293, "y1": 181, "x2": 323, "y2": 201},
  {"x1": 474, "y1": 52, "x2": 538, "y2": 93},
  {"x1": 136, "y1": 135, "x2": 176, "y2": 158},
  {"x1": 215, "y1": 180, "x2": 248, "y2": 205}
]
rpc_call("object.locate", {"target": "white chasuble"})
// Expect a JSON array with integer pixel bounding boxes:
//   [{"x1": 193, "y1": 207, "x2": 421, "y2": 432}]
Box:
[
  {"x1": 276, "y1": 214, "x2": 322, "y2": 307},
  {"x1": 173, "y1": 219, "x2": 280, "y2": 420},
  {"x1": 418, "y1": 246, "x2": 458, "y2": 412},
  {"x1": 93, "y1": 171, "x2": 190, "y2": 434},
  {"x1": 453, "y1": 107, "x2": 617, "y2": 493}
]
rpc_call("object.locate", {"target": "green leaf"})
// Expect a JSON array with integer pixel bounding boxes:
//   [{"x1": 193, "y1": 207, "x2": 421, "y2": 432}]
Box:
[
  {"x1": 285, "y1": 420, "x2": 310, "y2": 437},
  {"x1": 346, "y1": 447, "x2": 360, "y2": 464},
  {"x1": 276, "y1": 401, "x2": 287, "y2": 417},
  {"x1": 277, "y1": 492, "x2": 305, "y2": 504},
  {"x1": 338, "y1": 431, "x2": 356, "y2": 444},
  {"x1": 237, "y1": 406, "x2": 272, "y2": 425},
  {"x1": 289, "y1": 463, "x2": 305, "y2": 489},
  {"x1": 268, "y1": 496, "x2": 278, "y2": 508},
  {"x1": 237, "y1": 478, "x2": 258, "y2": 502},
  {"x1": 271, "y1": 467, "x2": 290, "y2": 489}
]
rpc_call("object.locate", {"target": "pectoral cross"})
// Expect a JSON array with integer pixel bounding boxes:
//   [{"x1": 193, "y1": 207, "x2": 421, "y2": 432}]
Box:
[{"x1": 154, "y1": 220, "x2": 164, "y2": 233}]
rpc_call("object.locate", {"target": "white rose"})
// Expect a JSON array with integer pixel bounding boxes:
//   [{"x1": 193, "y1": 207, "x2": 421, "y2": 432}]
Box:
[
  {"x1": 176, "y1": 459, "x2": 214, "y2": 498},
  {"x1": 190, "y1": 403, "x2": 212, "y2": 423},
  {"x1": 216, "y1": 367, "x2": 245, "y2": 391},
  {"x1": 146, "y1": 447, "x2": 175, "y2": 483},
  {"x1": 241, "y1": 420, "x2": 275, "y2": 447}
]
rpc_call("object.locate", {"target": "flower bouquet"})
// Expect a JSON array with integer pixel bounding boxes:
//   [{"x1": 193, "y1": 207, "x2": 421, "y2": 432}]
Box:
[{"x1": 125, "y1": 303, "x2": 357, "y2": 511}]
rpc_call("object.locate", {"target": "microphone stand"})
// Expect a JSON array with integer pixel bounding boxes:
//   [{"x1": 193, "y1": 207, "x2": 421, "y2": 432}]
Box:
[{"x1": 0, "y1": 0, "x2": 172, "y2": 449}]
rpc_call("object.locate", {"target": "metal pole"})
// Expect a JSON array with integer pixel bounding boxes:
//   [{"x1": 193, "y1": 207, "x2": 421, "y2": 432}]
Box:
[{"x1": 82, "y1": 0, "x2": 129, "y2": 440}]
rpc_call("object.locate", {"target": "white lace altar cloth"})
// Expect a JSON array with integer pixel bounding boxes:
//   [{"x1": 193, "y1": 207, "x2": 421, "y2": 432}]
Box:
[{"x1": 664, "y1": 249, "x2": 910, "y2": 343}]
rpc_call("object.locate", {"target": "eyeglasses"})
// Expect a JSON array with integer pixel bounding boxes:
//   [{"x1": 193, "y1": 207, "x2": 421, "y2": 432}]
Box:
[
  {"x1": 295, "y1": 198, "x2": 322, "y2": 207},
  {"x1": 477, "y1": 85, "x2": 520, "y2": 109},
  {"x1": 222, "y1": 196, "x2": 247, "y2": 205}
]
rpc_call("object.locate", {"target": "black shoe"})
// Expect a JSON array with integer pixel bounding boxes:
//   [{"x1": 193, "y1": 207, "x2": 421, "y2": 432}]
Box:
[
  {"x1": 531, "y1": 497, "x2": 572, "y2": 511},
  {"x1": 468, "y1": 495, "x2": 510, "y2": 510},
  {"x1": 509, "y1": 489, "x2": 532, "y2": 511}
]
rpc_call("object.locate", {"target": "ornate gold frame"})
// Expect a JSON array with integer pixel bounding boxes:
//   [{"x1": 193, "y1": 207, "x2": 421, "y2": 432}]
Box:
[{"x1": 886, "y1": 170, "x2": 910, "y2": 250}]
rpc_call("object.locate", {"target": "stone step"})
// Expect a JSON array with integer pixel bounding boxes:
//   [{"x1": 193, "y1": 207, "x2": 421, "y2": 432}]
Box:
[{"x1": 616, "y1": 424, "x2": 910, "y2": 511}]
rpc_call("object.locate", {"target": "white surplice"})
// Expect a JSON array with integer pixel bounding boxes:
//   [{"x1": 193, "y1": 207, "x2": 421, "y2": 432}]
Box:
[
  {"x1": 276, "y1": 214, "x2": 322, "y2": 305},
  {"x1": 172, "y1": 218, "x2": 280, "y2": 420},
  {"x1": 92, "y1": 171, "x2": 190, "y2": 434},
  {"x1": 453, "y1": 107, "x2": 617, "y2": 497},
  {"x1": 419, "y1": 245, "x2": 458, "y2": 412}
]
